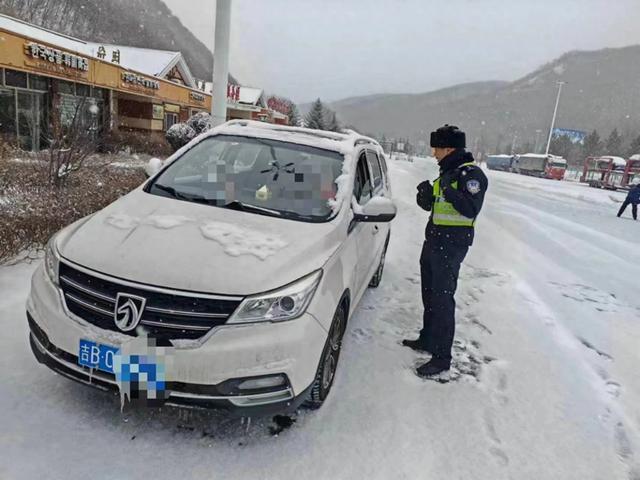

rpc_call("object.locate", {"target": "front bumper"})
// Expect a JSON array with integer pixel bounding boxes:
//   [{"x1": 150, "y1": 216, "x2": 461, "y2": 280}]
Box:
[{"x1": 26, "y1": 263, "x2": 327, "y2": 415}]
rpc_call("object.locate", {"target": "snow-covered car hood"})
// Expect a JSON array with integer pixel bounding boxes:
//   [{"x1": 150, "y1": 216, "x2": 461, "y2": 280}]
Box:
[{"x1": 58, "y1": 188, "x2": 344, "y2": 295}]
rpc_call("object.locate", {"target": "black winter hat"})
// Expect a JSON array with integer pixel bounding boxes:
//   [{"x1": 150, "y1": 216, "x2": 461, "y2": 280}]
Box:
[{"x1": 430, "y1": 124, "x2": 466, "y2": 149}]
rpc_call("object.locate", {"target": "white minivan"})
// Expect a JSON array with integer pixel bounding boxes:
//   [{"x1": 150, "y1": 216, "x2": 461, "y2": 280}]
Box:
[{"x1": 27, "y1": 120, "x2": 396, "y2": 415}]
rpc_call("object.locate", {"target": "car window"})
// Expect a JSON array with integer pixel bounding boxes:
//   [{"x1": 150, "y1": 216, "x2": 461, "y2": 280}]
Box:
[
  {"x1": 148, "y1": 135, "x2": 344, "y2": 221},
  {"x1": 366, "y1": 150, "x2": 383, "y2": 191},
  {"x1": 354, "y1": 152, "x2": 373, "y2": 204},
  {"x1": 378, "y1": 153, "x2": 388, "y2": 176}
]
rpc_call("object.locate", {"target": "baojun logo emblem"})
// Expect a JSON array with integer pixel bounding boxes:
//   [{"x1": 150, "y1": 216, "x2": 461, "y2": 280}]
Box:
[{"x1": 114, "y1": 293, "x2": 147, "y2": 332}]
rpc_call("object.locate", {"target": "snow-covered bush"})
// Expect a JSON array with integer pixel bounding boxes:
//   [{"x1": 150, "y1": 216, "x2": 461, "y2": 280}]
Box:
[
  {"x1": 165, "y1": 123, "x2": 196, "y2": 152},
  {"x1": 187, "y1": 112, "x2": 214, "y2": 136}
]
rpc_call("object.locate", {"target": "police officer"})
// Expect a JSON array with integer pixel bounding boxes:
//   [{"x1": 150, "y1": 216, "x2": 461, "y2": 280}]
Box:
[{"x1": 403, "y1": 125, "x2": 488, "y2": 380}]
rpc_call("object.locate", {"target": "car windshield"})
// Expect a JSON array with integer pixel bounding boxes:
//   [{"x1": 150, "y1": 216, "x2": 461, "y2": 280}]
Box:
[
  {"x1": 550, "y1": 161, "x2": 566, "y2": 168},
  {"x1": 148, "y1": 135, "x2": 344, "y2": 222}
]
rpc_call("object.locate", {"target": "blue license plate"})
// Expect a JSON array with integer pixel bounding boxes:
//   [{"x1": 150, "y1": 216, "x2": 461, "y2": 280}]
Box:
[{"x1": 78, "y1": 339, "x2": 120, "y2": 374}]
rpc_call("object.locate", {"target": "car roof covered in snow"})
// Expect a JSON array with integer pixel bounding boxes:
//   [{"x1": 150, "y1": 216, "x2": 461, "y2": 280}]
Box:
[{"x1": 207, "y1": 120, "x2": 382, "y2": 155}]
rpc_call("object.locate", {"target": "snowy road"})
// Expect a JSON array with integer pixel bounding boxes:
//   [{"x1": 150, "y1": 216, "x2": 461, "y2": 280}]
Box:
[{"x1": 1, "y1": 159, "x2": 639, "y2": 479}]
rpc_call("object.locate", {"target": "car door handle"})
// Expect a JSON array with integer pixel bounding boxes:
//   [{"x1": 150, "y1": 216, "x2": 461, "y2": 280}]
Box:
[{"x1": 372, "y1": 225, "x2": 380, "y2": 235}]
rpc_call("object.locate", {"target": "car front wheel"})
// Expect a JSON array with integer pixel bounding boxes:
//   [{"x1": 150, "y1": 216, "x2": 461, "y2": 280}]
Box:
[{"x1": 304, "y1": 303, "x2": 346, "y2": 409}]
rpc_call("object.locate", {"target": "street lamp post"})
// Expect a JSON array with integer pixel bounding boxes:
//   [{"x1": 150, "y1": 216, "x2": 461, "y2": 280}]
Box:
[
  {"x1": 211, "y1": 0, "x2": 232, "y2": 127},
  {"x1": 544, "y1": 81, "x2": 566, "y2": 156}
]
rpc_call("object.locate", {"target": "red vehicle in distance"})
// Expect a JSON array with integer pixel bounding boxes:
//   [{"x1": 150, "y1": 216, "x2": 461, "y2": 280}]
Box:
[
  {"x1": 581, "y1": 156, "x2": 628, "y2": 189},
  {"x1": 514, "y1": 154, "x2": 567, "y2": 180}
]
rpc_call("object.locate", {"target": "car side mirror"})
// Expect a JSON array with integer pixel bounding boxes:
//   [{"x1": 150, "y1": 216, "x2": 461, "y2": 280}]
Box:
[
  {"x1": 354, "y1": 196, "x2": 397, "y2": 223},
  {"x1": 145, "y1": 157, "x2": 163, "y2": 178}
]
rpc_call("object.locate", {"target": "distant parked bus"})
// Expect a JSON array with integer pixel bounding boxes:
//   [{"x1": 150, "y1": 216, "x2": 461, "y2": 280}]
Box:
[
  {"x1": 486, "y1": 155, "x2": 514, "y2": 172},
  {"x1": 515, "y1": 153, "x2": 566, "y2": 180}
]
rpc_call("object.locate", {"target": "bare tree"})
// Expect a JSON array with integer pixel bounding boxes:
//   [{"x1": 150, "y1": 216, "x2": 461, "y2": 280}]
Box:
[{"x1": 43, "y1": 98, "x2": 99, "y2": 188}]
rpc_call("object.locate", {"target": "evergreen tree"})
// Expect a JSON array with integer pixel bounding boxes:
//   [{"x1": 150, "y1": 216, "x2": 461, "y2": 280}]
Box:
[
  {"x1": 626, "y1": 134, "x2": 640, "y2": 157},
  {"x1": 304, "y1": 98, "x2": 325, "y2": 130},
  {"x1": 325, "y1": 109, "x2": 340, "y2": 132},
  {"x1": 287, "y1": 103, "x2": 301, "y2": 127},
  {"x1": 605, "y1": 128, "x2": 623, "y2": 156},
  {"x1": 582, "y1": 130, "x2": 602, "y2": 157},
  {"x1": 549, "y1": 134, "x2": 573, "y2": 159}
]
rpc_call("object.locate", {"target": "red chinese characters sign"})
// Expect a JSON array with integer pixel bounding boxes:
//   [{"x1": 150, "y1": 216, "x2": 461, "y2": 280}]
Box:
[
  {"x1": 227, "y1": 84, "x2": 240, "y2": 102},
  {"x1": 267, "y1": 96, "x2": 291, "y2": 115}
]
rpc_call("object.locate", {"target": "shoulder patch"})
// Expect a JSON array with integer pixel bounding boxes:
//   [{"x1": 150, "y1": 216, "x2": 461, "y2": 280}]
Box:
[{"x1": 466, "y1": 179, "x2": 481, "y2": 195}]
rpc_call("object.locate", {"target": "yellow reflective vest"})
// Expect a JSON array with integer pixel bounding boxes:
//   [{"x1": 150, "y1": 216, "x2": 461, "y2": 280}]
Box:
[{"x1": 432, "y1": 162, "x2": 476, "y2": 227}]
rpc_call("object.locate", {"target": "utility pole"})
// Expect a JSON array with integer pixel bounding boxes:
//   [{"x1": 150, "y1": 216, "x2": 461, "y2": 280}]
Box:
[
  {"x1": 544, "y1": 81, "x2": 566, "y2": 156},
  {"x1": 211, "y1": 0, "x2": 232, "y2": 127}
]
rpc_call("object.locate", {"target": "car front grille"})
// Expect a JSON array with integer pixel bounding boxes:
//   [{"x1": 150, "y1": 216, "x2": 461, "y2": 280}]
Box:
[{"x1": 58, "y1": 262, "x2": 243, "y2": 341}]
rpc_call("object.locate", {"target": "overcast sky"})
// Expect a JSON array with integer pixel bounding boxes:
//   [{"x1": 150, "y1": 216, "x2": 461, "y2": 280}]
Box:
[{"x1": 163, "y1": 0, "x2": 640, "y2": 103}]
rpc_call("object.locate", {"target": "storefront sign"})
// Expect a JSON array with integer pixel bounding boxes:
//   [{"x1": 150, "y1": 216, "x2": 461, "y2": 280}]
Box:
[
  {"x1": 121, "y1": 72, "x2": 160, "y2": 90},
  {"x1": 24, "y1": 42, "x2": 89, "y2": 77},
  {"x1": 190, "y1": 91, "x2": 206, "y2": 103},
  {"x1": 267, "y1": 96, "x2": 291, "y2": 115},
  {"x1": 152, "y1": 104, "x2": 165, "y2": 120}
]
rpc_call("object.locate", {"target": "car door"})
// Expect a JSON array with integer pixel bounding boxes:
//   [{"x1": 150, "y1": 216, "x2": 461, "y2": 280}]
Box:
[
  {"x1": 365, "y1": 149, "x2": 389, "y2": 266},
  {"x1": 351, "y1": 150, "x2": 377, "y2": 295}
]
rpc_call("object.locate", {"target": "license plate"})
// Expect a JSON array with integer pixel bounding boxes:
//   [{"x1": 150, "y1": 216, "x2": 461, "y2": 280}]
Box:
[{"x1": 78, "y1": 339, "x2": 119, "y2": 374}]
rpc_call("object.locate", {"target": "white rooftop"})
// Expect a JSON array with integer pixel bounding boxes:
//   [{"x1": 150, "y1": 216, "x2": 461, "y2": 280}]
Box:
[{"x1": 0, "y1": 14, "x2": 196, "y2": 88}]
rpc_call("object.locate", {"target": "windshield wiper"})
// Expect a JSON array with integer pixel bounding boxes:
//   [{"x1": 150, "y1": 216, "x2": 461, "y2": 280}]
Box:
[
  {"x1": 152, "y1": 183, "x2": 192, "y2": 201},
  {"x1": 221, "y1": 200, "x2": 283, "y2": 217}
]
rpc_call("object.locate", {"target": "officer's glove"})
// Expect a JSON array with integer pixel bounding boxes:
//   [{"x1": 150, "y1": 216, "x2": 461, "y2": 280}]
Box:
[
  {"x1": 440, "y1": 171, "x2": 457, "y2": 200},
  {"x1": 416, "y1": 180, "x2": 433, "y2": 211}
]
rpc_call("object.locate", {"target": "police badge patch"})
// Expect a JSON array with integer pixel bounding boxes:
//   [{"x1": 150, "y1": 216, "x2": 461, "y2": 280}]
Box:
[{"x1": 466, "y1": 179, "x2": 481, "y2": 195}]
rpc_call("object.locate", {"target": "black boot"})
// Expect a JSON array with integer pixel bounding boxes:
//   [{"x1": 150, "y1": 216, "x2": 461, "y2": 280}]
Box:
[
  {"x1": 416, "y1": 359, "x2": 450, "y2": 382},
  {"x1": 402, "y1": 338, "x2": 432, "y2": 354}
]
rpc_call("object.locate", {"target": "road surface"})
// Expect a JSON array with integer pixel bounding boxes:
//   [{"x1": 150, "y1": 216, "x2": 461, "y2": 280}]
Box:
[{"x1": 1, "y1": 158, "x2": 638, "y2": 479}]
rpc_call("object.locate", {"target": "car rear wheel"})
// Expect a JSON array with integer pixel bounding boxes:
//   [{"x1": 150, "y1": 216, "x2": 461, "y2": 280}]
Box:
[{"x1": 304, "y1": 303, "x2": 346, "y2": 410}]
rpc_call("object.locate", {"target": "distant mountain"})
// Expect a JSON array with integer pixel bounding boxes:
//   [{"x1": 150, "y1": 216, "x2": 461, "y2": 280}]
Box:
[
  {"x1": 0, "y1": 0, "x2": 226, "y2": 82},
  {"x1": 313, "y1": 46, "x2": 640, "y2": 154}
]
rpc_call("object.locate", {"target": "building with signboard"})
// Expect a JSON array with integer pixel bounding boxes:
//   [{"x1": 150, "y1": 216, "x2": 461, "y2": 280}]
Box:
[{"x1": 0, "y1": 13, "x2": 212, "y2": 150}]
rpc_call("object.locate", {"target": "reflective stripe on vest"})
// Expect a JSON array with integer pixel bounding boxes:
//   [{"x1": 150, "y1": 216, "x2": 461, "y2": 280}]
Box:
[{"x1": 432, "y1": 162, "x2": 476, "y2": 227}]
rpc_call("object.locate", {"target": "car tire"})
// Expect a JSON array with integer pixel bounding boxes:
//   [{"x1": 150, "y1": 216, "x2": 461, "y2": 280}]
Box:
[
  {"x1": 303, "y1": 303, "x2": 347, "y2": 410},
  {"x1": 368, "y1": 238, "x2": 389, "y2": 288}
]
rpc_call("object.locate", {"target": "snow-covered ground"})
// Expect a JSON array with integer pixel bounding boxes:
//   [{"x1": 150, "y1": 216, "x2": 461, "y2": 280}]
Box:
[{"x1": 1, "y1": 158, "x2": 639, "y2": 479}]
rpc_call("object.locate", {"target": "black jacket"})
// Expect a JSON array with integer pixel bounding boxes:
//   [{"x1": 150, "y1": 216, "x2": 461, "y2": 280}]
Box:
[
  {"x1": 417, "y1": 149, "x2": 488, "y2": 247},
  {"x1": 626, "y1": 184, "x2": 640, "y2": 203}
]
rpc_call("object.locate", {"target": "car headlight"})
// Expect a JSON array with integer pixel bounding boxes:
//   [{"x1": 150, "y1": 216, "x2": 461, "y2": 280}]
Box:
[
  {"x1": 228, "y1": 270, "x2": 322, "y2": 324},
  {"x1": 44, "y1": 235, "x2": 60, "y2": 286}
]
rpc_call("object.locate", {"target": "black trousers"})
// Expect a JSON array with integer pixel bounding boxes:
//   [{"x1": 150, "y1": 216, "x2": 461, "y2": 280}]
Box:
[
  {"x1": 419, "y1": 240, "x2": 469, "y2": 367},
  {"x1": 618, "y1": 200, "x2": 638, "y2": 220}
]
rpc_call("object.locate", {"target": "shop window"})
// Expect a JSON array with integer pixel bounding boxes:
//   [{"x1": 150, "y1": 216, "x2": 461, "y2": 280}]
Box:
[
  {"x1": 0, "y1": 88, "x2": 16, "y2": 135},
  {"x1": 92, "y1": 87, "x2": 106, "y2": 100},
  {"x1": 29, "y1": 75, "x2": 50, "y2": 91},
  {"x1": 0, "y1": 68, "x2": 4, "y2": 86},
  {"x1": 76, "y1": 83, "x2": 91, "y2": 97},
  {"x1": 56, "y1": 80, "x2": 75, "y2": 95},
  {"x1": 5, "y1": 69, "x2": 28, "y2": 88},
  {"x1": 164, "y1": 112, "x2": 178, "y2": 130}
]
